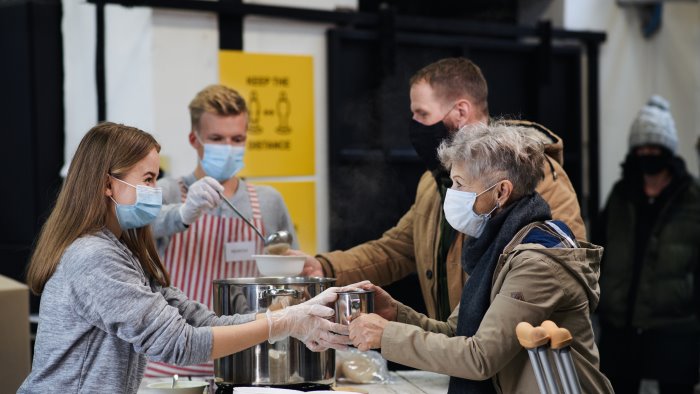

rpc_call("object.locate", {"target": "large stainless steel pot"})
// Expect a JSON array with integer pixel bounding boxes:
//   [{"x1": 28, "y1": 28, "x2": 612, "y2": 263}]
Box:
[{"x1": 212, "y1": 277, "x2": 336, "y2": 386}]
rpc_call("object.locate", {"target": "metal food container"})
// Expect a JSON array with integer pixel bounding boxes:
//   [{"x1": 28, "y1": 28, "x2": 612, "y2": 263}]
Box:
[
  {"x1": 334, "y1": 289, "x2": 375, "y2": 325},
  {"x1": 212, "y1": 277, "x2": 336, "y2": 386}
]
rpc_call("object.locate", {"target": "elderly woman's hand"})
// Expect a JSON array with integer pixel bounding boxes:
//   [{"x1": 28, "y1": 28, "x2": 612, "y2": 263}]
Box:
[
  {"x1": 348, "y1": 313, "x2": 388, "y2": 351},
  {"x1": 356, "y1": 283, "x2": 398, "y2": 321}
]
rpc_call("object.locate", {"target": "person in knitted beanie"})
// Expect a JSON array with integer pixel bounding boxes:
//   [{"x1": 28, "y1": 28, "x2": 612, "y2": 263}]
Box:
[
  {"x1": 626, "y1": 95, "x2": 679, "y2": 175},
  {"x1": 596, "y1": 95, "x2": 700, "y2": 394}
]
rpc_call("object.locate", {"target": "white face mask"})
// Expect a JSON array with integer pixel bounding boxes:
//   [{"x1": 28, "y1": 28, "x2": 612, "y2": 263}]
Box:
[{"x1": 443, "y1": 182, "x2": 500, "y2": 238}]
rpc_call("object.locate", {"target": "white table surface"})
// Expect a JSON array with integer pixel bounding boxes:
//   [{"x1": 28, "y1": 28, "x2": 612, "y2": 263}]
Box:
[
  {"x1": 138, "y1": 370, "x2": 450, "y2": 393},
  {"x1": 374, "y1": 371, "x2": 450, "y2": 393}
]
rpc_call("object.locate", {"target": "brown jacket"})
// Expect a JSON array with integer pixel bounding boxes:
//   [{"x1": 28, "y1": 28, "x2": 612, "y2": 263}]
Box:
[
  {"x1": 380, "y1": 225, "x2": 612, "y2": 394},
  {"x1": 318, "y1": 120, "x2": 586, "y2": 318}
]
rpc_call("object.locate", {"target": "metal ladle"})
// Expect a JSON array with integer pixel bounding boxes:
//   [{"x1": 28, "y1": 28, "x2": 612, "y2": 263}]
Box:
[{"x1": 217, "y1": 191, "x2": 293, "y2": 254}]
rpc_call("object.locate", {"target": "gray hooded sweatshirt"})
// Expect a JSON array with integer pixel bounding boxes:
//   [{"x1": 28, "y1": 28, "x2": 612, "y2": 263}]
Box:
[{"x1": 18, "y1": 228, "x2": 254, "y2": 394}]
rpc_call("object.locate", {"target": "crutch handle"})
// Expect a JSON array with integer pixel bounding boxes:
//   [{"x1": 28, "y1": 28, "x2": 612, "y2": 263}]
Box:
[
  {"x1": 541, "y1": 320, "x2": 573, "y2": 349},
  {"x1": 516, "y1": 322, "x2": 550, "y2": 349}
]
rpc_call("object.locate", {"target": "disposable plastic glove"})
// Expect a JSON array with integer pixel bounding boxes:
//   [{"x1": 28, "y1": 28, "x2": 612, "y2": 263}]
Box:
[
  {"x1": 301, "y1": 281, "x2": 372, "y2": 306},
  {"x1": 179, "y1": 176, "x2": 224, "y2": 225},
  {"x1": 266, "y1": 304, "x2": 352, "y2": 351}
]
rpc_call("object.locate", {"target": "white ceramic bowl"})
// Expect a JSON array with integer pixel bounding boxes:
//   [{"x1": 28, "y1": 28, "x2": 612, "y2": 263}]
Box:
[
  {"x1": 146, "y1": 381, "x2": 209, "y2": 394},
  {"x1": 252, "y1": 254, "x2": 305, "y2": 277}
]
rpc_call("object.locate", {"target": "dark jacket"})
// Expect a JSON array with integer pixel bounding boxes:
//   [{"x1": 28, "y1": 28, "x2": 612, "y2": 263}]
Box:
[{"x1": 598, "y1": 157, "x2": 700, "y2": 331}]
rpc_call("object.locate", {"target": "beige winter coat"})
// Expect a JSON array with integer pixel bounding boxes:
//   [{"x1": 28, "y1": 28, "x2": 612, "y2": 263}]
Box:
[
  {"x1": 318, "y1": 120, "x2": 586, "y2": 319},
  {"x1": 380, "y1": 224, "x2": 613, "y2": 393}
]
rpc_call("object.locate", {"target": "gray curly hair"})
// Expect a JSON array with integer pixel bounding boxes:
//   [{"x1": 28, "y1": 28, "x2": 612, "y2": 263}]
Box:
[{"x1": 437, "y1": 122, "x2": 545, "y2": 200}]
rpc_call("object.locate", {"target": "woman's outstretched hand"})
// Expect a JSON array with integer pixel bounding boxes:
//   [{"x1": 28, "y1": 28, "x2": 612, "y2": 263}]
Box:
[{"x1": 349, "y1": 313, "x2": 388, "y2": 351}]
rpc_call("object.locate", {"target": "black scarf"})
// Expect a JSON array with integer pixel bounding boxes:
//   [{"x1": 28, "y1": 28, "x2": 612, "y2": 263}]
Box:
[{"x1": 448, "y1": 193, "x2": 551, "y2": 394}]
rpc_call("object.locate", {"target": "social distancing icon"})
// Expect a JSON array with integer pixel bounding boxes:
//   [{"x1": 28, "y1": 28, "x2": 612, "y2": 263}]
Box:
[
  {"x1": 219, "y1": 50, "x2": 317, "y2": 253},
  {"x1": 276, "y1": 91, "x2": 291, "y2": 134},
  {"x1": 220, "y1": 50, "x2": 314, "y2": 177},
  {"x1": 248, "y1": 90, "x2": 262, "y2": 134}
]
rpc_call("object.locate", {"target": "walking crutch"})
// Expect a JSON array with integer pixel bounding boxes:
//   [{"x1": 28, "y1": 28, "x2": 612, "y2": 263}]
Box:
[
  {"x1": 516, "y1": 322, "x2": 560, "y2": 394},
  {"x1": 541, "y1": 320, "x2": 583, "y2": 394}
]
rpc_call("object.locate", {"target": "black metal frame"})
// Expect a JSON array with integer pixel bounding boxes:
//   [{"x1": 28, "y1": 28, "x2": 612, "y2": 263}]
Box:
[
  {"x1": 327, "y1": 27, "x2": 584, "y2": 161},
  {"x1": 0, "y1": 0, "x2": 64, "y2": 313},
  {"x1": 86, "y1": 0, "x2": 605, "y2": 222},
  {"x1": 87, "y1": 0, "x2": 604, "y2": 40}
]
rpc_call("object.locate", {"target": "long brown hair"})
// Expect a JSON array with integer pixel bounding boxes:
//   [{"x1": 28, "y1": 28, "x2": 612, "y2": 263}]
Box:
[{"x1": 27, "y1": 122, "x2": 170, "y2": 294}]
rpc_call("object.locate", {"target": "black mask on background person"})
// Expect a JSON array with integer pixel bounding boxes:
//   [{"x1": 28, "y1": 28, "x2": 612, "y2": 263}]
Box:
[
  {"x1": 408, "y1": 119, "x2": 450, "y2": 172},
  {"x1": 629, "y1": 146, "x2": 673, "y2": 175},
  {"x1": 635, "y1": 154, "x2": 671, "y2": 175}
]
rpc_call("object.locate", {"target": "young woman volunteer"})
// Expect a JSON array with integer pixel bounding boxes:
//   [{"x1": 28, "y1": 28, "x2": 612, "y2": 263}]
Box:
[{"x1": 19, "y1": 123, "x2": 351, "y2": 393}]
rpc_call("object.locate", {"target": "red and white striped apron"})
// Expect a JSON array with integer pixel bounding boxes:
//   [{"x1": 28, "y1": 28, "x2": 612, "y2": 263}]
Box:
[{"x1": 145, "y1": 182, "x2": 264, "y2": 377}]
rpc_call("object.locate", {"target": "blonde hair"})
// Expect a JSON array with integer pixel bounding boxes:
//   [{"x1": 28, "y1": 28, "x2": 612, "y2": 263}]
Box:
[
  {"x1": 188, "y1": 84, "x2": 247, "y2": 130},
  {"x1": 410, "y1": 57, "x2": 489, "y2": 118},
  {"x1": 26, "y1": 122, "x2": 169, "y2": 294},
  {"x1": 437, "y1": 122, "x2": 545, "y2": 200}
]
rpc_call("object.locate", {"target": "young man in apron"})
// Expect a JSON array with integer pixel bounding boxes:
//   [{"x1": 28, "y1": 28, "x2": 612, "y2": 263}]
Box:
[{"x1": 147, "y1": 84, "x2": 298, "y2": 377}]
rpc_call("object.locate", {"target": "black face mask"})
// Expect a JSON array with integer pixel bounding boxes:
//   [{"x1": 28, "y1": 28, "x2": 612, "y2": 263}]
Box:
[
  {"x1": 408, "y1": 119, "x2": 450, "y2": 172},
  {"x1": 636, "y1": 154, "x2": 670, "y2": 175}
]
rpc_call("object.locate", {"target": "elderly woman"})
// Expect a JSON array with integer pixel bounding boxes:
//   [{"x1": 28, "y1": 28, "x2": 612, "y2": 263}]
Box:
[{"x1": 348, "y1": 123, "x2": 612, "y2": 393}]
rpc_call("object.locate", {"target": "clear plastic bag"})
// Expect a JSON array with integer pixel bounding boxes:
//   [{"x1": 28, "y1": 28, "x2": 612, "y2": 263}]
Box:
[{"x1": 335, "y1": 348, "x2": 390, "y2": 384}]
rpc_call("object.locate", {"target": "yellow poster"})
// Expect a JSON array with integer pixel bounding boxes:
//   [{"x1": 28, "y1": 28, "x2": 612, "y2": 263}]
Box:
[
  {"x1": 219, "y1": 51, "x2": 315, "y2": 177},
  {"x1": 252, "y1": 181, "x2": 317, "y2": 254}
]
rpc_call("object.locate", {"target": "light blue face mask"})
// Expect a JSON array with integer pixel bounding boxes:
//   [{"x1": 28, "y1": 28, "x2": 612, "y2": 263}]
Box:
[
  {"x1": 443, "y1": 181, "x2": 500, "y2": 238},
  {"x1": 196, "y1": 133, "x2": 245, "y2": 182},
  {"x1": 109, "y1": 175, "x2": 162, "y2": 230}
]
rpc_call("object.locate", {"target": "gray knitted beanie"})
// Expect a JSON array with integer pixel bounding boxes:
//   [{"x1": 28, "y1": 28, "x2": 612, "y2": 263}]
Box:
[{"x1": 629, "y1": 95, "x2": 678, "y2": 153}]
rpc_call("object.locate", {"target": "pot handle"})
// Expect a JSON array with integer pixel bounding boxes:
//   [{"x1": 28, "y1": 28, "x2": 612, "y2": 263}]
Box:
[
  {"x1": 260, "y1": 288, "x2": 301, "y2": 299},
  {"x1": 349, "y1": 294, "x2": 362, "y2": 320}
]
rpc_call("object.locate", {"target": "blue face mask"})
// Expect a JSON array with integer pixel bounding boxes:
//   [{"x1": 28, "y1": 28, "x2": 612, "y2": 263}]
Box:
[
  {"x1": 109, "y1": 176, "x2": 162, "y2": 230},
  {"x1": 196, "y1": 134, "x2": 245, "y2": 182}
]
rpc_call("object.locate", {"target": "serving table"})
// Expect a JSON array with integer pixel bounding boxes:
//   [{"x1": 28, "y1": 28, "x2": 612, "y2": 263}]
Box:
[{"x1": 138, "y1": 370, "x2": 450, "y2": 393}]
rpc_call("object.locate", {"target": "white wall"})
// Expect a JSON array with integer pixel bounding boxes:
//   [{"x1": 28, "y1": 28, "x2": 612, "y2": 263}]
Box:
[
  {"x1": 62, "y1": 0, "x2": 96, "y2": 170},
  {"x1": 150, "y1": 9, "x2": 219, "y2": 177},
  {"x1": 563, "y1": 0, "x2": 700, "y2": 204},
  {"x1": 62, "y1": 3, "x2": 154, "y2": 176}
]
